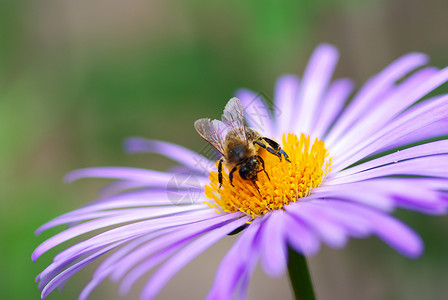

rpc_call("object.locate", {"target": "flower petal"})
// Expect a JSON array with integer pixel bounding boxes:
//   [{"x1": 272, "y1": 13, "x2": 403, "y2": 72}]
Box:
[
  {"x1": 284, "y1": 213, "x2": 321, "y2": 256},
  {"x1": 333, "y1": 95, "x2": 448, "y2": 171},
  {"x1": 98, "y1": 180, "x2": 159, "y2": 197},
  {"x1": 78, "y1": 232, "x2": 170, "y2": 300},
  {"x1": 286, "y1": 202, "x2": 348, "y2": 248},
  {"x1": 206, "y1": 218, "x2": 262, "y2": 300},
  {"x1": 317, "y1": 178, "x2": 447, "y2": 214},
  {"x1": 306, "y1": 201, "x2": 371, "y2": 238},
  {"x1": 333, "y1": 70, "x2": 448, "y2": 167},
  {"x1": 260, "y1": 210, "x2": 288, "y2": 277},
  {"x1": 36, "y1": 212, "x2": 219, "y2": 290},
  {"x1": 236, "y1": 88, "x2": 274, "y2": 137},
  {"x1": 310, "y1": 183, "x2": 395, "y2": 211},
  {"x1": 140, "y1": 216, "x2": 250, "y2": 300},
  {"x1": 33, "y1": 206, "x2": 210, "y2": 261},
  {"x1": 273, "y1": 74, "x2": 300, "y2": 136},
  {"x1": 332, "y1": 139, "x2": 448, "y2": 179},
  {"x1": 65, "y1": 167, "x2": 167, "y2": 182},
  {"x1": 325, "y1": 52, "x2": 428, "y2": 147},
  {"x1": 340, "y1": 202, "x2": 423, "y2": 258},
  {"x1": 48, "y1": 189, "x2": 203, "y2": 220},
  {"x1": 311, "y1": 78, "x2": 354, "y2": 138},
  {"x1": 123, "y1": 137, "x2": 214, "y2": 174},
  {"x1": 328, "y1": 155, "x2": 448, "y2": 185},
  {"x1": 114, "y1": 213, "x2": 241, "y2": 282},
  {"x1": 294, "y1": 44, "x2": 339, "y2": 134},
  {"x1": 40, "y1": 240, "x2": 126, "y2": 299},
  {"x1": 330, "y1": 67, "x2": 438, "y2": 156},
  {"x1": 115, "y1": 213, "x2": 242, "y2": 296}
]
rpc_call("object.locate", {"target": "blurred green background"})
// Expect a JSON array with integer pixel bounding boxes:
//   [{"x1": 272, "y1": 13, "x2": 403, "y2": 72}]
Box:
[{"x1": 1, "y1": 0, "x2": 448, "y2": 299}]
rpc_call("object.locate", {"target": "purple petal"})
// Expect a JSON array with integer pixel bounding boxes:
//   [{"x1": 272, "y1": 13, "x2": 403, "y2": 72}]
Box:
[
  {"x1": 332, "y1": 140, "x2": 448, "y2": 179},
  {"x1": 374, "y1": 179, "x2": 447, "y2": 213},
  {"x1": 123, "y1": 138, "x2": 214, "y2": 174},
  {"x1": 78, "y1": 231, "x2": 171, "y2": 300},
  {"x1": 40, "y1": 239, "x2": 127, "y2": 299},
  {"x1": 37, "y1": 211, "x2": 219, "y2": 291},
  {"x1": 52, "y1": 208, "x2": 214, "y2": 265},
  {"x1": 286, "y1": 202, "x2": 348, "y2": 248},
  {"x1": 317, "y1": 178, "x2": 448, "y2": 214},
  {"x1": 41, "y1": 189, "x2": 203, "y2": 222},
  {"x1": 311, "y1": 78, "x2": 354, "y2": 138},
  {"x1": 140, "y1": 216, "x2": 250, "y2": 300},
  {"x1": 332, "y1": 67, "x2": 448, "y2": 165},
  {"x1": 93, "y1": 231, "x2": 167, "y2": 276},
  {"x1": 310, "y1": 200, "x2": 422, "y2": 257},
  {"x1": 284, "y1": 213, "x2": 321, "y2": 256},
  {"x1": 273, "y1": 74, "x2": 300, "y2": 136},
  {"x1": 260, "y1": 210, "x2": 288, "y2": 277},
  {"x1": 65, "y1": 167, "x2": 209, "y2": 189},
  {"x1": 342, "y1": 202, "x2": 423, "y2": 258},
  {"x1": 33, "y1": 206, "x2": 210, "y2": 261},
  {"x1": 235, "y1": 266, "x2": 254, "y2": 300},
  {"x1": 310, "y1": 183, "x2": 395, "y2": 211},
  {"x1": 36, "y1": 209, "x2": 140, "y2": 235},
  {"x1": 37, "y1": 248, "x2": 100, "y2": 290},
  {"x1": 306, "y1": 201, "x2": 371, "y2": 238},
  {"x1": 236, "y1": 88, "x2": 274, "y2": 137},
  {"x1": 112, "y1": 213, "x2": 240, "y2": 282},
  {"x1": 206, "y1": 218, "x2": 262, "y2": 300},
  {"x1": 98, "y1": 180, "x2": 158, "y2": 197},
  {"x1": 325, "y1": 52, "x2": 428, "y2": 147},
  {"x1": 327, "y1": 155, "x2": 448, "y2": 185},
  {"x1": 36, "y1": 189, "x2": 184, "y2": 235},
  {"x1": 117, "y1": 213, "x2": 241, "y2": 295},
  {"x1": 119, "y1": 242, "x2": 184, "y2": 297},
  {"x1": 333, "y1": 94, "x2": 448, "y2": 171},
  {"x1": 393, "y1": 192, "x2": 447, "y2": 215},
  {"x1": 330, "y1": 67, "x2": 438, "y2": 156},
  {"x1": 294, "y1": 44, "x2": 339, "y2": 134},
  {"x1": 383, "y1": 114, "x2": 448, "y2": 150},
  {"x1": 65, "y1": 167, "x2": 169, "y2": 183},
  {"x1": 371, "y1": 215, "x2": 423, "y2": 258}
]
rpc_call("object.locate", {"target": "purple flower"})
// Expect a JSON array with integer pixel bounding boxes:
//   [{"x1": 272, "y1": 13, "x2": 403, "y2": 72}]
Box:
[{"x1": 33, "y1": 44, "x2": 448, "y2": 300}]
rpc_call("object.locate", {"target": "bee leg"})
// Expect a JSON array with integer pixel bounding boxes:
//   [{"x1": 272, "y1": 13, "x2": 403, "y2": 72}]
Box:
[
  {"x1": 253, "y1": 140, "x2": 280, "y2": 158},
  {"x1": 218, "y1": 158, "x2": 224, "y2": 188},
  {"x1": 260, "y1": 137, "x2": 291, "y2": 163},
  {"x1": 251, "y1": 179, "x2": 260, "y2": 193},
  {"x1": 255, "y1": 155, "x2": 270, "y2": 181},
  {"x1": 278, "y1": 148, "x2": 290, "y2": 162},
  {"x1": 229, "y1": 167, "x2": 237, "y2": 187}
]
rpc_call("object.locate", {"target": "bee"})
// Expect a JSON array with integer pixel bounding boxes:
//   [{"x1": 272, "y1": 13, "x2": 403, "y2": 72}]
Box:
[{"x1": 194, "y1": 97, "x2": 290, "y2": 191}]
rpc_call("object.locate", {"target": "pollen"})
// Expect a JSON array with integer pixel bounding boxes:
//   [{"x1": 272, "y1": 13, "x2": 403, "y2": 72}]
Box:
[{"x1": 204, "y1": 133, "x2": 332, "y2": 219}]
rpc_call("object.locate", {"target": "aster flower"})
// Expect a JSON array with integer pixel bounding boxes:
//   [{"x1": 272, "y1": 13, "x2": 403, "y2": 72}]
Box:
[{"x1": 33, "y1": 44, "x2": 448, "y2": 300}]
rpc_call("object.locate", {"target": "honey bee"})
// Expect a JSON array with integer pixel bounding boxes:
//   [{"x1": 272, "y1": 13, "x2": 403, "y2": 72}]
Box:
[{"x1": 194, "y1": 97, "x2": 290, "y2": 191}]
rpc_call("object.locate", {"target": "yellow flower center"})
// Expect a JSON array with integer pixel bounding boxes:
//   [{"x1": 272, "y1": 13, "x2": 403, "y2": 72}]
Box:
[{"x1": 204, "y1": 133, "x2": 332, "y2": 219}]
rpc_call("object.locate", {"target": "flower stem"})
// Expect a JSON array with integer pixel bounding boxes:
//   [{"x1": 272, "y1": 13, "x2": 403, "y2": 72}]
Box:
[{"x1": 287, "y1": 247, "x2": 316, "y2": 300}]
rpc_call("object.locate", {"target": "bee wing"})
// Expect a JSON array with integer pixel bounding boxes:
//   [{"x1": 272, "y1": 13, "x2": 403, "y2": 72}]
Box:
[
  {"x1": 221, "y1": 97, "x2": 247, "y2": 143},
  {"x1": 194, "y1": 118, "x2": 228, "y2": 156}
]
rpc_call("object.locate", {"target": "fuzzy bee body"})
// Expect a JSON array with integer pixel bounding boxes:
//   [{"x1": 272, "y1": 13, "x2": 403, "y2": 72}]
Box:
[
  {"x1": 224, "y1": 127, "x2": 259, "y2": 165},
  {"x1": 195, "y1": 98, "x2": 290, "y2": 190},
  {"x1": 223, "y1": 127, "x2": 262, "y2": 183}
]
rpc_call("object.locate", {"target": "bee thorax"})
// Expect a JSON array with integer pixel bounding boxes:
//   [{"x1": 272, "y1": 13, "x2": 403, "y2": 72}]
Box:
[{"x1": 226, "y1": 142, "x2": 251, "y2": 164}]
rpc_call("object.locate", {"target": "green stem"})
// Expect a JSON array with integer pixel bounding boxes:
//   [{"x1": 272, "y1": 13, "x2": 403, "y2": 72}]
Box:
[{"x1": 287, "y1": 247, "x2": 316, "y2": 300}]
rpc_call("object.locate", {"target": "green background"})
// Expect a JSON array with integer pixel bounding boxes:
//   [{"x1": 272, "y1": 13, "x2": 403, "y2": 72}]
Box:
[{"x1": 1, "y1": 0, "x2": 448, "y2": 299}]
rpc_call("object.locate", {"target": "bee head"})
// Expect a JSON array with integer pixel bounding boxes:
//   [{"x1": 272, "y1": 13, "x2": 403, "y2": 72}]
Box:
[{"x1": 239, "y1": 157, "x2": 259, "y2": 180}]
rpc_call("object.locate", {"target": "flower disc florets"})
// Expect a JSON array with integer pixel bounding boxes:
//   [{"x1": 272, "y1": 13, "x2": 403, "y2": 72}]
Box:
[{"x1": 205, "y1": 133, "x2": 332, "y2": 219}]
